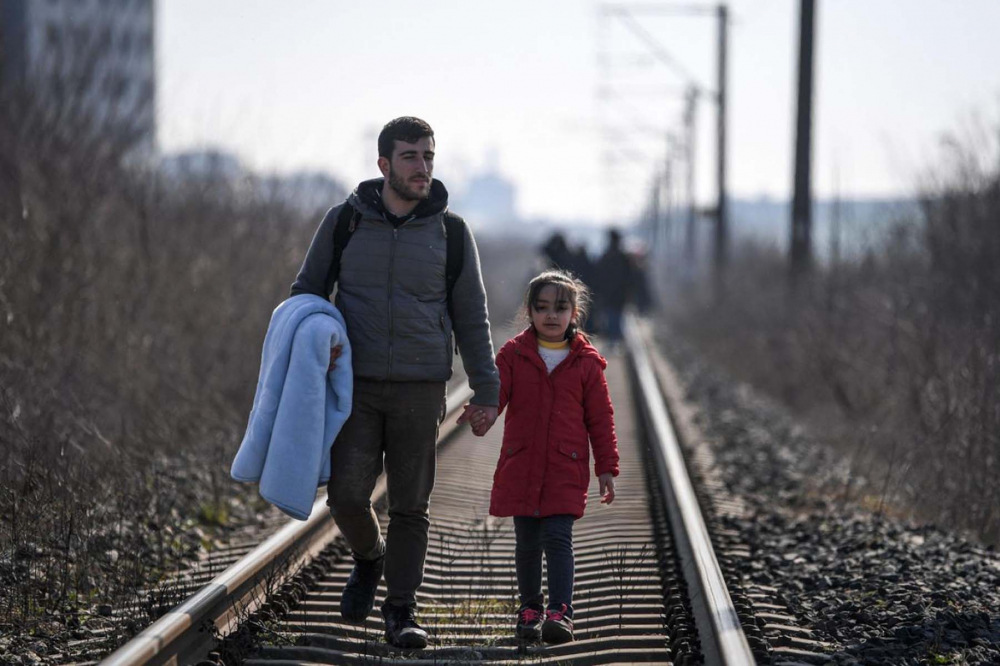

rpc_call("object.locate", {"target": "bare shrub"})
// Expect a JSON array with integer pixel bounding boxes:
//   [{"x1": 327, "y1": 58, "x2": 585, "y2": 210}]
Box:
[
  {"x1": 0, "y1": 55, "x2": 325, "y2": 648},
  {"x1": 667, "y1": 119, "x2": 1000, "y2": 544},
  {"x1": 1, "y1": 88, "x2": 527, "y2": 663},
  {"x1": 1, "y1": 13, "x2": 530, "y2": 653}
]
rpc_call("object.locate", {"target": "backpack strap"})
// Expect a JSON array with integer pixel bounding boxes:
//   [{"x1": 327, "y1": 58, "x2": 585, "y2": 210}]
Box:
[
  {"x1": 328, "y1": 203, "x2": 360, "y2": 290},
  {"x1": 443, "y1": 211, "x2": 466, "y2": 319}
]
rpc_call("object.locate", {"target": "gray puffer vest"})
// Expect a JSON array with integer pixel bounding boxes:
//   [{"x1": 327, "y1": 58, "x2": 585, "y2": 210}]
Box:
[{"x1": 290, "y1": 178, "x2": 500, "y2": 407}]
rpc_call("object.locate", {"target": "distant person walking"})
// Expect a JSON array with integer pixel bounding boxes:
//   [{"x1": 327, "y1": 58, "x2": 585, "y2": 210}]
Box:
[
  {"x1": 468, "y1": 270, "x2": 620, "y2": 645},
  {"x1": 593, "y1": 228, "x2": 633, "y2": 343},
  {"x1": 629, "y1": 247, "x2": 654, "y2": 314},
  {"x1": 541, "y1": 232, "x2": 573, "y2": 272},
  {"x1": 290, "y1": 116, "x2": 500, "y2": 649},
  {"x1": 541, "y1": 232, "x2": 592, "y2": 283}
]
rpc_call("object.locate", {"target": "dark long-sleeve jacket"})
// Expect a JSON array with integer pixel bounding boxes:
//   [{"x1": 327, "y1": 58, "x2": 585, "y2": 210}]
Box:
[{"x1": 290, "y1": 178, "x2": 500, "y2": 407}]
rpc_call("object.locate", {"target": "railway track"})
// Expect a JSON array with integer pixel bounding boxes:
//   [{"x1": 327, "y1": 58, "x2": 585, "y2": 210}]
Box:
[{"x1": 101, "y1": 318, "x2": 757, "y2": 665}]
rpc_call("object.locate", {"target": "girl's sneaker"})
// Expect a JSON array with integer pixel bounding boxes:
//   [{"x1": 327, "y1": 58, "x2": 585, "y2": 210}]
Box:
[
  {"x1": 515, "y1": 603, "x2": 544, "y2": 641},
  {"x1": 542, "y1": 603, "x2": 574, "y2": 644}
]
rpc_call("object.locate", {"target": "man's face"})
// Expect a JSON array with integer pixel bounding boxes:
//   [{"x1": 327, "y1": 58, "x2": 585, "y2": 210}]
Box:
[{"x1": 381, "y1": 136, "x2": 435, "y2": 202}]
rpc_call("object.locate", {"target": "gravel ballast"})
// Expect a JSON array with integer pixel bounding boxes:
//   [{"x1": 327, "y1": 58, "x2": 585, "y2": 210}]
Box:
[{"x1": 655, "y1": 328, "x2": 1000, "y2": 666}]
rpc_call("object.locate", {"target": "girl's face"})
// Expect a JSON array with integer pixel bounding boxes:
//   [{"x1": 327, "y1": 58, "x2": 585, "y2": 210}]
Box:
[{"x1": 531, "y1": 284, "x2": 576, "y2": 343}]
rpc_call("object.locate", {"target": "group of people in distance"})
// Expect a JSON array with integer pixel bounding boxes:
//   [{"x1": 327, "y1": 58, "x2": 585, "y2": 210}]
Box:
[
  {"x1": 287, "y1": 116, "x2": 622, "y2": 649},
  {"x1": 541, "y1": 228, "x2": 652, "y2": 347}
]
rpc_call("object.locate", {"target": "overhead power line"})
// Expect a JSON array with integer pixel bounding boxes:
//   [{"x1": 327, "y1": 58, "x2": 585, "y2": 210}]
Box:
[{"x1": 610, "y1": 8, "x2": 700, "y2": 87}]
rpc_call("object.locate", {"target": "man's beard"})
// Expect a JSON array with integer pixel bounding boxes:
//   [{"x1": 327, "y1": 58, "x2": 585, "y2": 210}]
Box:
[{"x1": 388, "y1": 167, "x2": 431, "y2": 202}]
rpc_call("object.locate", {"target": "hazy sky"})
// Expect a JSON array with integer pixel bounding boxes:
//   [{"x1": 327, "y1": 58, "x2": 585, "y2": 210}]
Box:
[{"x1": 158, "y1": 0, "x2": 1000, "y2": 224}]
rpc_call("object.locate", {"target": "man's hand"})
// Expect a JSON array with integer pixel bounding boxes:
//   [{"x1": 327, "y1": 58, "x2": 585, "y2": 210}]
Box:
[
  {"x1": 329, "y1": 345, "x2": 342, "y2": 371},
  {"x1": 457, "y1": 404, "x2": 499, "y2": 437},
  {"x1": 598, "y1": 473, "x2": 616, "y2": 505}
]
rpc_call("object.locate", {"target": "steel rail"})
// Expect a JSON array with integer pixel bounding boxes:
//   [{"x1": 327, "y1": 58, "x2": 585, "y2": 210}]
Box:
[
  {"x1": 104, "y1": 316, "x2": 753, "y2": 665},
  {"x1": 100, "y1": 384, "x2": 474, "y2": 666},
  {"x1": 624, "y1": 314, "x2": 755, "y2": 665},
  {"x1": 240, "y1": 333, "x2": 679, "y2": 664}
]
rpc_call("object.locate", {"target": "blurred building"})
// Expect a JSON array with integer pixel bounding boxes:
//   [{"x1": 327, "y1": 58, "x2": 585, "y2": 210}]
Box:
[
  {"x1": 0, "y1": 0, "x2": 156, "y2": 149},
  {"x1": 455, "y1": 170, "x2": 519, "y2": 229},
  {"x1": 446, "y1": 146, "x2": 518, "y2": 229}
]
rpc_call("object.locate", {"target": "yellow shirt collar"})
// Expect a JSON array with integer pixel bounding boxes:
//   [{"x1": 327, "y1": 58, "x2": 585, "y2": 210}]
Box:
[{"x1": 538, "y1": 338, "x2": 570, "y2": 350}]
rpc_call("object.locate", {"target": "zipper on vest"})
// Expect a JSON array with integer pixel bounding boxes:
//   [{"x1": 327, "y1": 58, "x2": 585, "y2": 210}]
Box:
[
  {"x1": 387, "y1": 227, "x2": 397, "y2": 378},
  {"x1": 440, "y1": 313, "x2": 450, "y2": 360}
]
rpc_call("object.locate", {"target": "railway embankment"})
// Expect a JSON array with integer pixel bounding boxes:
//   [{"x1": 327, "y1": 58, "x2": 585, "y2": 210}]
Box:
[{"x1": 654, "y1": 327, "x2": 1000, "y2": 666}]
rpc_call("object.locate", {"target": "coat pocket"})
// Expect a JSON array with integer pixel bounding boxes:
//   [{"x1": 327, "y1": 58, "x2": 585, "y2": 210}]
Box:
[
  {"x1": 557, "y1": 440, "x2": 589, "y2": 488},
  {"x1": 501, "y1": 437, "x2": 529, "y2": 460},
  {"x1": 494, "y1": 437, "x2": 529, "y2": 490}
]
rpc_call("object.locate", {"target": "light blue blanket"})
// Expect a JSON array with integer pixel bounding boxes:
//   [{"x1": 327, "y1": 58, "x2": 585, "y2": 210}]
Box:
[{"x1": 231, "y1": 295, "x2": 353, "y2": 520}]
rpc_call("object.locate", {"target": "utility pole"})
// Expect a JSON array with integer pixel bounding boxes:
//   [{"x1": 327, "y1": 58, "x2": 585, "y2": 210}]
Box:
[
  {"x1": 650, "y1": 177, "x2": 662, "y2": 251},
  {"x1": 790, "y1": 0, "x2": 817, "y2": 280},
  {"x1": 684, "y1": 85, "x2": 698, "y2": 277},
  {"x1": 663, "y1": 156, "x2": 678, "y2": 270},
  {"x1": 598, "y1": 2, "x2": 730, "y2": 289},
  {"x1": 714, "y1": 3, "x2": 729, "y2": 283}
]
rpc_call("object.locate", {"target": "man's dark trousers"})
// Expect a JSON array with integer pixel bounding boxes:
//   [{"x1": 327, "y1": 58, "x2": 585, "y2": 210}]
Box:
[{"x1": 327, "y1": 378, "x2": 447, "y2": 608}]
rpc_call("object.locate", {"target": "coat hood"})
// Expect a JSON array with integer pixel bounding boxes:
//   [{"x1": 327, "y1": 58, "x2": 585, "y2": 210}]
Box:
[
  {"x1": 348, "y1": 177, "x2": 450, "y2": 221},
  {"x1": 512, "y1": 326, "x2": 607, "y2": 370}
]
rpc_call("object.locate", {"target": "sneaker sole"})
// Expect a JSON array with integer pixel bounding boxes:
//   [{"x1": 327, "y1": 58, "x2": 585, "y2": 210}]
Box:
[
  {"x1": 385, "y1": 631, "x2": 428, "y2": 649},
  {"x1": 515, "y1": 625, "x2": 543, "y2": 642},
  {"x1": 542, "y1": 621, "x2": 573, "y2": 645}
]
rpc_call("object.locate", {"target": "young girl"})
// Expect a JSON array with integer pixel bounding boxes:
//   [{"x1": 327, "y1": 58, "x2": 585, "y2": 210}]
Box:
[{"x1": 469, "y1": 269, "x2": 619, "y2": 644}]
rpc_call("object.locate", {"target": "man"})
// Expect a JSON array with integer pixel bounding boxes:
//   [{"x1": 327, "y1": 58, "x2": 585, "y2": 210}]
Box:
[
  {"x1": 594, "y1": 228, "x2": 633, "y2": 345},
  {"x1": 290, "y1": 117, "x2": 500, "y2": 648}
]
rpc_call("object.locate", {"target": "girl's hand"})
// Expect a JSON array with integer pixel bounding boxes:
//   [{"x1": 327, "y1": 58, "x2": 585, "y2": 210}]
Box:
[
  {"x1": 598, "y1": 473, "x2": 616, "y2": 505},
  {"x1": 457, "y1": 404, "x2": 498, "y2": 436},
  {"x1": 329, "y1": 345, "x2": 342, "y2": 371}
]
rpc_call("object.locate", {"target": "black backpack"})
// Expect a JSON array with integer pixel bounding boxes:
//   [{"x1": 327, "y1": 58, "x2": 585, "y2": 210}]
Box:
[{"x1": 329, "y1": 203, "x2": 465, "y2": 318}]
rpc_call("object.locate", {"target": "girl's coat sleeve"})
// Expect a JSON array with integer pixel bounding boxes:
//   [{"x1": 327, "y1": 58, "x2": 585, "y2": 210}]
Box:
[
  {"x1": 496, "y1": 342, "x2": 514, "y2": 415},
  {"x1": 583, "y1": 359, "x2": 620, "y2": 477}
]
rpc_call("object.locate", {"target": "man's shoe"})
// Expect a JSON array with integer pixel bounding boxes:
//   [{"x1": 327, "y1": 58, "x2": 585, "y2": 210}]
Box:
[
  {"x1": 340, "y1": 554, "x2": 384, "y2": 623},
  {"x1": 382, "y1": 602, "x2": 429, "y2": 649},
  {"x1": 515, "y1": 602, "x2": 544, "y2": 641},
  {"x1": 542, "y1": 603, "x2": 574, "y2": 644}
]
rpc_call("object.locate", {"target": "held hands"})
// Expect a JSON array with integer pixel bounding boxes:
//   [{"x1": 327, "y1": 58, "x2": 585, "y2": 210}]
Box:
[
  {"x1": 329, "y1": 345, "x2": 342, "y2": 371},
  {"x1": 598, "y1": 472, "x2": 616, "y2": 505},
  {"x1": 457, "y1": 404, "x2": 499, "y2": 437}
]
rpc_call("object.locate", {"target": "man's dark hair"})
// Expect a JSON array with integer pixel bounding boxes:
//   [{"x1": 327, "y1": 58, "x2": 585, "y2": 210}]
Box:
[{"x1": 378, "y1": 116, "x2": 435, "y2": 159}]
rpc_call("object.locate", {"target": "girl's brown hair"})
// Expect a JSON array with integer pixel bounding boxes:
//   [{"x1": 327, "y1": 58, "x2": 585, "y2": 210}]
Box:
[{"x1": 522, "y1": 269, "x2": 591, "y2": 340}]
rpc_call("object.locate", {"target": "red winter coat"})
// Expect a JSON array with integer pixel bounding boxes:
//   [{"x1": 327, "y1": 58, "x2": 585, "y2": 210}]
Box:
[{"x1": 489, "y1": 327, "x2": 620, "y2": 519}]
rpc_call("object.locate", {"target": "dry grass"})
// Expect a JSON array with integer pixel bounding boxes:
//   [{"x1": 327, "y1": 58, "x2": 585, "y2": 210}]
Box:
[
  {"x1": 0, "y1": 66, "x2": 532, "y2": 653},
  {"x1": 666, "y1": 121, "x2": 1000, "y2": 544}
]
